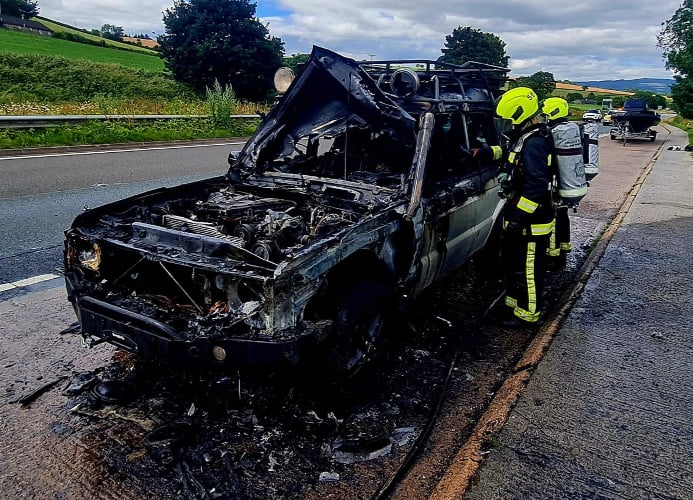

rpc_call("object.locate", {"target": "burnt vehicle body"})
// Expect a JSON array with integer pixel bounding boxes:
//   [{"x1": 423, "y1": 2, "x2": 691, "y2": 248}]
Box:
[{"x1": 64, "y1": 47, "x2": 509, "y2": 374}]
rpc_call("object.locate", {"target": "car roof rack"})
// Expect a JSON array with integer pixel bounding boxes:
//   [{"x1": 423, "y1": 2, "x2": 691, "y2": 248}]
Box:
[{"x1": 359, "y1": 59, "x2": 510, "y2": 109}]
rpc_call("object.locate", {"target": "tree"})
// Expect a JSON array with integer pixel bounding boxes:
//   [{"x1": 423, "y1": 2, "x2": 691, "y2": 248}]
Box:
[
  {"x1": 611, "y1": 95, "x2": 626, "y2": 108},
  {"x1": 657, "y1": 0, "x2": 693, "y2": 117},
  {"x1": 159, "y1": 0, "x2": 284, "y2": 101},
  {"x1": 0, "y1": 0, "x2": 39, "y2": 18},
  {"x1": 283, "y1": 53, "x2": 310, "y2": 75},
  {"x1": 565, "y1": 92, "x2": 584, "y2": 103},
  {"x1": 100, "y1": 24, "x2": 125, "y2": 41},
  {"x1": 438, "y1": 26, "x2": 509, "y2": 67},
  {"x1": 514, "y1": 71, "x2": 556, "y2": 100},
  {"x1": 669, "y1": 77, "x2": 693, "y2": 116}
]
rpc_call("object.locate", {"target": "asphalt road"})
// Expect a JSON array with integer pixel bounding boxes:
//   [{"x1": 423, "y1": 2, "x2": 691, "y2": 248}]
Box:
[{"x1": 0, "y1": 141, "x2": 246, "y2": 294}]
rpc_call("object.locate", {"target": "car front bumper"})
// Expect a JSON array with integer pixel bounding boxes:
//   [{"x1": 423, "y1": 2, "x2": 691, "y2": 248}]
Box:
[{"x1": 66, "y1": 278, "x2": 332, "y2": 367}]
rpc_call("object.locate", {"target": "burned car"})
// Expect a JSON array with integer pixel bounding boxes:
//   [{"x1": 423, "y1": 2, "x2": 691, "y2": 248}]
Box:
[{"x1": 64, "y1": 47, "x2": 509, "y2": 376}]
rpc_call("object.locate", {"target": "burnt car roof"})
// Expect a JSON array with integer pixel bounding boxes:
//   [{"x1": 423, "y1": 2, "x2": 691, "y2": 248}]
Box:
[{"x1": 232, "y1": 46, "x2": 509, "y2": 177}]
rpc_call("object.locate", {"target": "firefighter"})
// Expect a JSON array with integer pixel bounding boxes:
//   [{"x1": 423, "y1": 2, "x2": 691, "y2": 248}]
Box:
[
  {"x1": 495, "y1": 87, "x2": 555, "y2": 326},
  {"x1": 542, "y1": 97, "x2": 588, "y2": 267}
]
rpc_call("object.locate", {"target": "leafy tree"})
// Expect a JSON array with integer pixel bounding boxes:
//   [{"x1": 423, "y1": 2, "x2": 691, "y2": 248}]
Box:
[
  {"x1": 669, "y1": 77, "x2": 693, "y2": 116},
  {"x1": 0, "y1": 0, "x2": 39, "y2": 18},
  {"x1": 100, "y1": 24, "x2": 125, "y2": 41},
  {"x1": 657, "y1": 0, "x2": 693, "y2": 117},
  {"x1": 514, "y1": 71, "x2": 556, "y2": 100},
  {"x1": 611, "y1": 95, "x2": 626, "y2": 108},
  {"x1": 438, "y1": 26, "x2": 509, "y2": 67},
  {"x1": 159, "y1": 0, "x2": 284, "y2": 101},
  {"x1": 283, "y1": 53, "x2": 310, "y2": 75},
  {"x1": 565, "y1": 92, "x2": 584, "y2": 102}
]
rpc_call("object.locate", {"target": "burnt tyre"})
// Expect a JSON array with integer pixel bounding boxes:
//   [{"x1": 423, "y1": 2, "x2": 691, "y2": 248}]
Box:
[{"x1": 326, "y1": 280, "x2": 393, "y2": 384}]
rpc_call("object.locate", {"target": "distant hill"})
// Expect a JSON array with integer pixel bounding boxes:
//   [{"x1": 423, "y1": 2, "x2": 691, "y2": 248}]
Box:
[{"x1": 573, "y1": 78, "x2": 674, "y2": 95}]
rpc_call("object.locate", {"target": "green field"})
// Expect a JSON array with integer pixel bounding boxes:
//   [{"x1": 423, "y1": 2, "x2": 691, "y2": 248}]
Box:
[
  {"x1": 0, "y1": 27, "x2": 164, "y2": 72},
  {"x1": 35, "y1": 17, "x2": 158, "y2": 55}
]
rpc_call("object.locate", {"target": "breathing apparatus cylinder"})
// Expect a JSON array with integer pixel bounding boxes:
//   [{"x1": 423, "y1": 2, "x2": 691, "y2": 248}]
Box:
[
  {"x1": 582, "y1": 121, "x2": 599, "y2": 181},
  {"x1": 550, "y1": 121, "x2": 588, "y2": 207}
]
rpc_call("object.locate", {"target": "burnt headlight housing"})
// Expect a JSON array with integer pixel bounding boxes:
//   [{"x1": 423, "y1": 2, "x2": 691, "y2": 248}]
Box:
[{"x1": 67, "y1": 238, "x2": 102, "y2": 271}]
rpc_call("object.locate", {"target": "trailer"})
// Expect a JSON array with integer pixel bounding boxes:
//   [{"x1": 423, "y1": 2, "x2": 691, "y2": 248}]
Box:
[
  {"x1": 609, "y1": 120, "x2": 657, "y2": 145},
  {"x1": 609, "y1": 98, "x2": 660, "y2": 145}
]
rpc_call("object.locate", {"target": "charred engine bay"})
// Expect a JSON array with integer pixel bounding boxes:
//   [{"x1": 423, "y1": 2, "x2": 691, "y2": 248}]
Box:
[
  {"x1": 55, "y1": 254, "x2": 579, "y2": 499},
  {"x1": 66, "y1": 179, "x2": 398, "y2": 344}
]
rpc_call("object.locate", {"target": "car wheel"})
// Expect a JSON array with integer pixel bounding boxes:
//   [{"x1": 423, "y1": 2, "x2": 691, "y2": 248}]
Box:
[{"x1": 326, "y1": 280, "x2": 392, "y2": 382}]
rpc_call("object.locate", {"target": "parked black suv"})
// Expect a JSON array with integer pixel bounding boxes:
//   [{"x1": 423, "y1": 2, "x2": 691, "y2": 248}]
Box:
[{"x1": 64, "y1": 46, "x2": 509, "y2": 376}]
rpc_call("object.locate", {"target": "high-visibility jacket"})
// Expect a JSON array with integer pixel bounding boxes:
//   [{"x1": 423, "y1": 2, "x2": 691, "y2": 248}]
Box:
[{"x1": 504, "y1": 125, "x2": 554, "y2": 236}]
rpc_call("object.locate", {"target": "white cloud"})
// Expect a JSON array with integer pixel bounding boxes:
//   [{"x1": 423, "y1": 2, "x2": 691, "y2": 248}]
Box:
[
  {"x1": 39, "y1": 0, "x2": 170, "y2": 36},
  {"x1": 37, "y1": 0, "x2": 680, "y2": 81}
]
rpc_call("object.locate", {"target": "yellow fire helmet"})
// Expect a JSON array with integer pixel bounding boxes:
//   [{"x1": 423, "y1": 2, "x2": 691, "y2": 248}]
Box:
[
  {"x1": 496, "y1": 86, "x2": 539, "y2": 125},
  {"x1": 542, "y1": 97, "x2": 569, "y2": 120}
]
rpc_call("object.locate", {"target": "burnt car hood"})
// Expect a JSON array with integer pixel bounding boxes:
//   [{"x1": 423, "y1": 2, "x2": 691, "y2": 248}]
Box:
[{"x1": 234, "y1": 46, "x2": 417, "y2": 176}]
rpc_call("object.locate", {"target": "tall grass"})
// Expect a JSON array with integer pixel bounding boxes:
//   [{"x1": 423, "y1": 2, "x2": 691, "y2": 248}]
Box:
[
  {"x1": 206, "y1": 80, "x2": 236, "y2": 127},
  {"x1": 0, "y1": 52, "x2": 193, "y2": 104},
  {"x1": 669, "y1": 116, "x2": 693, "y2": 145},
  {"x1": 0, "y1": 118, "x2": 260, "y2": 149}
]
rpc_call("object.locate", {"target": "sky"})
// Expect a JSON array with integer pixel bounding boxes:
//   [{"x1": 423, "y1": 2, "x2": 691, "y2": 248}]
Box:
[{"x1": 37, "y1": 0, "x2": 681, "y2": 82}]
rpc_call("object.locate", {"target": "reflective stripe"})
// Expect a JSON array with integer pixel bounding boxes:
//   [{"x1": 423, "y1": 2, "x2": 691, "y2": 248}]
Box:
[
  {"x1": 525, "y1": 241, "x2": 537, "y2": 314},
  {"x1": 560, "y1": 242, "x2": 572, "y2": 251},
  {"x1": 547, "y1": 224, "x2": 558, "y2": 256},
  {"x1": 505, "y1": 295, "x2": 517, "y2": 308},
  {"x1": 547, "y1": 248, "x2": 560, "y2": 257},
  {"x1": 491, "y1": 145, "x2": 503, "y2": 160},
  {"x1": 558, "y1": 186, "x2": 588, "y2": 199},
  {"x1": 517, "y1": 196, "x2": 538, "y2": 213},
  {"x1": 513, "y1": 305, "x2": 542, "y2": 322},
  {"x1": 508, "y1": 151, "x2": 517, "y2": 163},
  {"x1": 531, "y1": 220, "x2": 555, "y2": 236},
  {"x1": 547, "y1": 155, "x2": 552, "y2": 166}
]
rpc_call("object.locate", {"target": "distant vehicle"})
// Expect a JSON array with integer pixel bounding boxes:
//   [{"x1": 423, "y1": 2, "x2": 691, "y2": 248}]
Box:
[
  {"x1": 602, "y1": 109, "x2": 618, "y2": 125},
  {"x1": 582, "y1": 109, "x2": 602, "y2": 122}
]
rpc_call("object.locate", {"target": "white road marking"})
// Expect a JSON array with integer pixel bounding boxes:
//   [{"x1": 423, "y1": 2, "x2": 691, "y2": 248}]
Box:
[
  {"x1": 0, "y1": 273, "x2": 60, "y2": 292},
  {"x1": 0, "y1": 141, "x2": 246, "y2": 161}
]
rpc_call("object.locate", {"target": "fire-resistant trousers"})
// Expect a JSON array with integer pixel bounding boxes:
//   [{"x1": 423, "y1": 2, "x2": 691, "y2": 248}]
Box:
[
  {"x1": 548, "y1": 206, "x2": 572, "y2": 257},
  {"x1": 502, "y1": 226, "x2": 551, "y2": 323}
]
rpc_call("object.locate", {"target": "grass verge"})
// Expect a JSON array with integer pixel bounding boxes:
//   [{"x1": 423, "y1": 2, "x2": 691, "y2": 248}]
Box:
[
  {"x1": 668, "y1": 116, "x2": 693, "y2": 145},
  {"x1": 0, "y1": 118, "x2": 259, "y2": 150}
]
